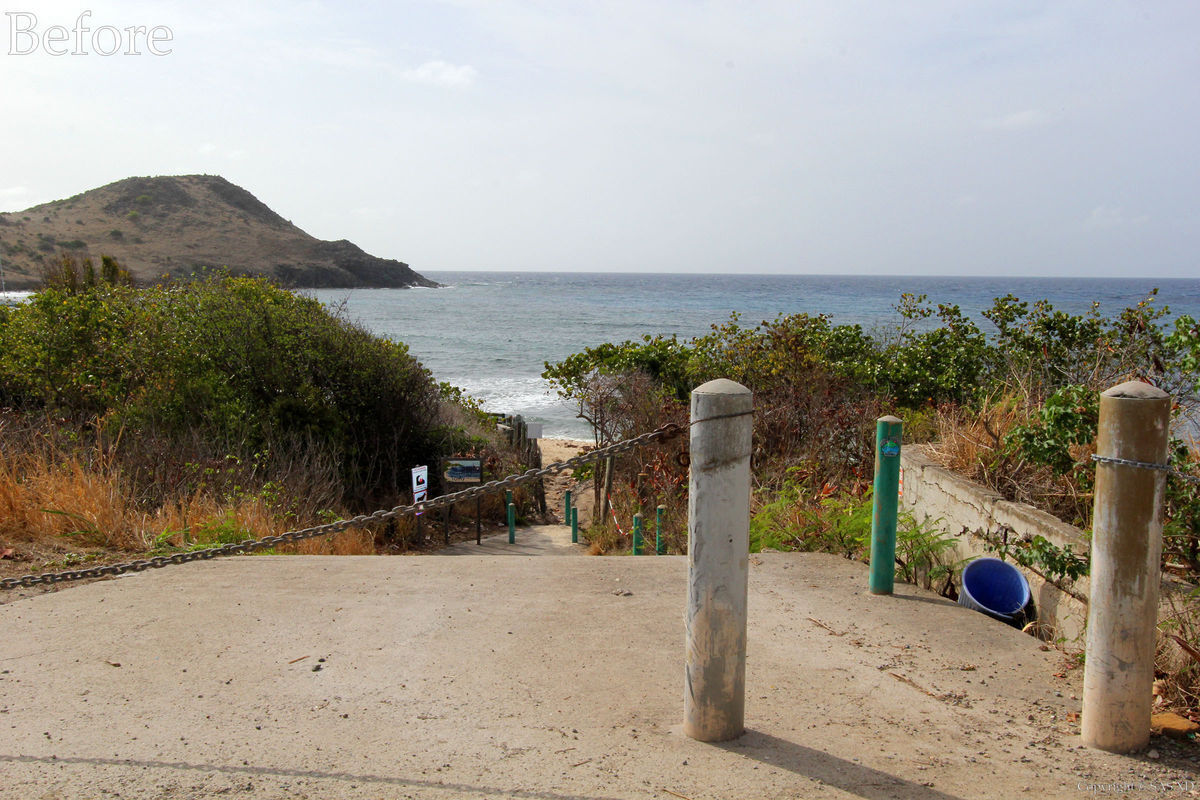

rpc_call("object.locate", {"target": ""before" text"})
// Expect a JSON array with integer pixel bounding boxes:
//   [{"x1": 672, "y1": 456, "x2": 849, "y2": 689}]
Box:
[{"x1": 6, "y1": 11, "x2": 173, "y2": 56}]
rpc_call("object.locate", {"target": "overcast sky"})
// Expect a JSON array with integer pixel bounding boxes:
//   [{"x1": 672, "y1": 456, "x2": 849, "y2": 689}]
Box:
[{"x1": 1, "y1": 1, "x2": 1197, "y2": 277}]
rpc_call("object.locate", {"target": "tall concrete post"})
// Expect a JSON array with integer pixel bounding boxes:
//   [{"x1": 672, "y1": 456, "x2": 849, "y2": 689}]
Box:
[
  {"x1": 1082, "y1": 380, "x2": 1171, "y2": 753},
  {"x1": 684, "y1": 378, "x2": 753, "y2": 742}
]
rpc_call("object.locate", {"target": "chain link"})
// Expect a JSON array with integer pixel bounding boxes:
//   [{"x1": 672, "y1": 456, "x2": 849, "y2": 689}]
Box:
[
  {"x1": 1090, "y1": 454, "x2": 1200, "y2": 484},
  {"x1": 0, "y1": 423, "x2": 685, "y2": 591}
]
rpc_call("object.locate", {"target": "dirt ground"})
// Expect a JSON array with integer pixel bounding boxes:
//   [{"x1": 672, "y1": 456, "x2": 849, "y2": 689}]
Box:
[
  {"x1": 3, "y1": 548, "x2": 1199, "y2": 799},
  {"x1": 540, "y1": 437, "x2": 596, "y2": 526}
]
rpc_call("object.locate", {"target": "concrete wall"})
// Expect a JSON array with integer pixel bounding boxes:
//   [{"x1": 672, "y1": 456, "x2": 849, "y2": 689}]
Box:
[{"x1": 900, "y1": 446, "x2": 1090, "y2": 644}]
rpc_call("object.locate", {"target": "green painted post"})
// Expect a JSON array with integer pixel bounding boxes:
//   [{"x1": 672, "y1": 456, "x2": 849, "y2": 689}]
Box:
[
  {"x1": 505, "y1": 489, "x2": 513, "y2": 509},
  {"x1": 507, "y1": 502, "x2": 516, "y2": 544},
  {"x1": 564, "y1": 489, "x2": 572, "y2": 524},
  {"x1": 656, "y1": 505, "x2": 666, "y2": 555},
  {"x1": 632, "y1": 513, "x2": 643, "y2": 555},
  {"x1": 869, "y1": 415, "x2": 903, "y2": 595},
  {"x1": 570, "y1": 506, "x2": 578, "y2": 543}
]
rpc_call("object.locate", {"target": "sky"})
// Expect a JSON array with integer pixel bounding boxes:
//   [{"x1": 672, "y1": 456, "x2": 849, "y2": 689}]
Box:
[{"x1": 1, "y1": 1, "x2": 1198, "y2": 277}]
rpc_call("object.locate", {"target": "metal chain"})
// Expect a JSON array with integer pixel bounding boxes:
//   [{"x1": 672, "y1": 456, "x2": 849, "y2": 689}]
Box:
[
  {"x1": 1, "y1": 422, "x2": 686, "y2": 591},
  {"x1": 1090, "y1": 454, "x2": 1200, "y2": 484}
]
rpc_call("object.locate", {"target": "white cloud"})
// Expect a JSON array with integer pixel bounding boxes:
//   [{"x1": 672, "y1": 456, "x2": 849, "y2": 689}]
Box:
[{"x1": 400, "y1": 60, "x2": 477, "y2": 88}]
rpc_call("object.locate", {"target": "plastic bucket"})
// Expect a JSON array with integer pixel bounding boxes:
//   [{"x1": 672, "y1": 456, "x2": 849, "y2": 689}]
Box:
[{"x1": 958, "y1": 557, "x2": 1033, "y2": 628}]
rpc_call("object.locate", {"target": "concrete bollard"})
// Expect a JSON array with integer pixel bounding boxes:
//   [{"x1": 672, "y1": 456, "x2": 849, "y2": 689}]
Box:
[
  {"x1": 684, "y1": 378, "x2": 753, "y2": 742},
  {"x1": 1082, "y1": 381, "x2": 1171, "y2": 754}
]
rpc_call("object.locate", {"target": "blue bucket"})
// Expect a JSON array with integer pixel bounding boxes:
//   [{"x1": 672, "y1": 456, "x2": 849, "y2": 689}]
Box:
[{"x1": 959, "y1": 557, "x2": 1033, "y2": 628}]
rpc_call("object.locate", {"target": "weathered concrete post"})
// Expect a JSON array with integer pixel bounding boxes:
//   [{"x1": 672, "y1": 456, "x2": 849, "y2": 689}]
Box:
[
  {"x1": 684, "y1": 378, "x2": 753, "y2": 742},
  {"x1": 1082, "y1": 380, "x2": 1171, "y2": 753}
]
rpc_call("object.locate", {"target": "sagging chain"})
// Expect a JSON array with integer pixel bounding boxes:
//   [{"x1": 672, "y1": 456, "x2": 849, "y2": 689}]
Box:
[
  {"x1": 1, "y1": 423, "x2": 686, "y2": 591},
  {"x1": 1091, "y1": 454, "x2": 1200, "y2": 485}
]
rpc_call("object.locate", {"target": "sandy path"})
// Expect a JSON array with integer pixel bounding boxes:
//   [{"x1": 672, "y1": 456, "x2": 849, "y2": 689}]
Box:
[{"x1": 539, "y1": 437, "x2": 595, "y2": 525}]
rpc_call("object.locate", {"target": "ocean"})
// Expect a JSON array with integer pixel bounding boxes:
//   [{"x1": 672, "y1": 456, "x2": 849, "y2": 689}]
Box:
[{"x1": 307, "y1": 273, "x2": 1200, "y2": 440}]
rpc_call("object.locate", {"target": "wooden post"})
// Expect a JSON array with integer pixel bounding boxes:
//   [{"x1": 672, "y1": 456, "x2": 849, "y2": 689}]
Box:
[
  {"x1": 684, "y1": 379, "x2": 752, "y2": 742},
  {"x1": 599, "y1": 456, "x2": 615, "y2": 529},
  {"x1": 1082, "y1": 381, "x2": 1171, "y2": 754}
]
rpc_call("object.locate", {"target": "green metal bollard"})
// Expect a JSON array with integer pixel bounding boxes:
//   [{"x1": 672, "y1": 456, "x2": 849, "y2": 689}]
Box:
[
  {"x1": 869, "y1": 415, "x2": 903, "y2": 595},
  {"x1": 564, "y1": 489, "x2": 572, "y2": 524},
  {"x1": 632, "y1": 513, "x2": 643, "y2": 555},
  {"x1": 507, "y1": 502, "x2": 516, "y2": 544},
  {"x1": 656, "y1": 505, "x2": 666, "y2": 555},
  {"x1": 571, "y1": 506, "x2": 578, "y2": 543},
  {"x1": 505, "y1": 489, "x2": 513, "y2": 509}
]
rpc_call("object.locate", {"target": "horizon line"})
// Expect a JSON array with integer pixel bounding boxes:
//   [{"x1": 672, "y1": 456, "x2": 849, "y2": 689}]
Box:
[{"x1": 414, "y1": 268, "x2": 1199, "y2": 282}]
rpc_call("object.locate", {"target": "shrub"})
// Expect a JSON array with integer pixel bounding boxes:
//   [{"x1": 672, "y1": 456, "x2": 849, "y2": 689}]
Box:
[{"x1": 0, "y1": 274, "x2": 445, "y2": 505}]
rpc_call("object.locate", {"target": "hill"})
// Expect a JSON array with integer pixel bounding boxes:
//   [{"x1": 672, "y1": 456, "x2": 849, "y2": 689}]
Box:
[{"x1": 0, "y1": 175, "x2": 436, "y2": 289}]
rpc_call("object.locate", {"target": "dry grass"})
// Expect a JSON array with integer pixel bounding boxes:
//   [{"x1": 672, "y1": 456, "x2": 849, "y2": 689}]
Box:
[
  {"x1": 927, "y1": 395, "x2": 1096, "y2": 526},
  {"x1": 1157, "y1": 589, "x2": 1200, "y2": 715},
  {"x1": 0, "y1": 411, "x2": 384, "y2": 577},
  {"x1": 927, "y1": 395, "x2": 1025, "y2": 484}
]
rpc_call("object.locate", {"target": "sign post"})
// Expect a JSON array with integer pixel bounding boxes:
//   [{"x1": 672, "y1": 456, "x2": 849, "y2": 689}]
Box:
[
  {"x1": 411, "y1": 465, "x2": 428, "y2": 544},
  {"x1": 443, "y1": 457, "x2": 483, "y2": 545}
]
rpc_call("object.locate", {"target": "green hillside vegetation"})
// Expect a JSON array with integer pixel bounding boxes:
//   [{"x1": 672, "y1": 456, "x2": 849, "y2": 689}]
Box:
[
  {"x1": 0, "y1": 261, "x2": 518, "y2": 564},
  {"x1": 545, "y1": 291, "x2": 1200, "y2": 576}
]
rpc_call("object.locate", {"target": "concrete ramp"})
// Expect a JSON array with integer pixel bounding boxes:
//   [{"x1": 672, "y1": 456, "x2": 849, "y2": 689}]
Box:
[
  {"x1": 438, "y1": 524, "x2": 585, "y2": 556},
  {"x1": 0, "y1": 552, "x2": 1189, "y2": 799}
]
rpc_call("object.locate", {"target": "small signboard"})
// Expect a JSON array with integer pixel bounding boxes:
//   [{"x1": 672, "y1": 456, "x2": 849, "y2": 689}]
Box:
[
  {"x1": 443, "y1": 458, "x2": 482, "y2": 485},
  {"x1": 411, "y1": 465, "x2": 428, "y2": 513},
  {"x1": 526, "y1": 422, "x2": 543, "y2": 440}
]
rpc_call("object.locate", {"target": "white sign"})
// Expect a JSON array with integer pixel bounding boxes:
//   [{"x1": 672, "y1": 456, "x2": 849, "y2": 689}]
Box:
[{"x1": 411, "y1": 465, "x2": 428, "y2": 514}]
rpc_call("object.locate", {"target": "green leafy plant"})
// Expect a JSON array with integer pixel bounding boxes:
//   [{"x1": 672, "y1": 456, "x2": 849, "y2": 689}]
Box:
[{"x1": 983, "y1": 527, "x2": 1089, "y2": 583}]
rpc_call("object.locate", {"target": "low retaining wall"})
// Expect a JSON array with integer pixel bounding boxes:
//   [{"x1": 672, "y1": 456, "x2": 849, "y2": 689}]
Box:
[{"x1": 900, "y1": 446, "x2": 1090, "y2": 644}]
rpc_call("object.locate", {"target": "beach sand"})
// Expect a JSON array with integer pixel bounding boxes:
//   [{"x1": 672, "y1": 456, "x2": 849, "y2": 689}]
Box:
[{"x1": 539, "y1": 437, "x2": 596, "y2": 526}]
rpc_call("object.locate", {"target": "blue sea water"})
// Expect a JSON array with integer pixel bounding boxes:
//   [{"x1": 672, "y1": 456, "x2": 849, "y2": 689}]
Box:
[{"x1": 308, "y1": 273, "x2": 1200, "y2": 439}]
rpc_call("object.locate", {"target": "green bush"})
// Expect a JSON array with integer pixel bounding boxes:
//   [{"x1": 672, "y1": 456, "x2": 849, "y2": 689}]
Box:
[{"x1": 0, "y1": 274, "x2": 443, "y2": 504}]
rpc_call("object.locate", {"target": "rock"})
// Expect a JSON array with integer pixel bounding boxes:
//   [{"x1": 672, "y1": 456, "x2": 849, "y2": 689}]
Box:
[{"x1": 1151, "y1": 712, "x2": 1200, "y2": 738}]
